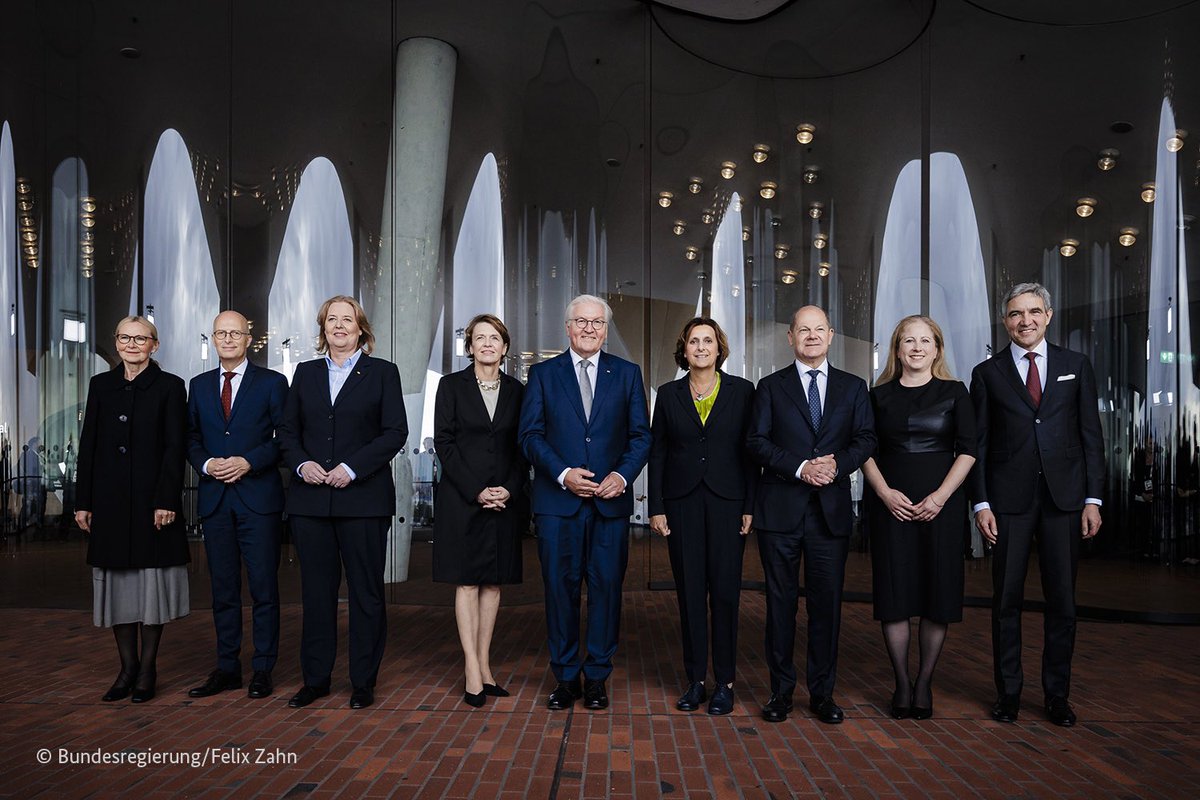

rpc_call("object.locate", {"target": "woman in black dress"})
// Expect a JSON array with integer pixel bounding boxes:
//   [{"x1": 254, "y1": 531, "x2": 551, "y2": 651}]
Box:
[
  {"x1": 74, "y1": 315, "x2": 190, "y2": 703},
  {"x1": 862, "y1": 315, "x2": 976, "y2": 720},
  {"x1": 433, "y1": 314, "x2": 527, "y2": 707},
  {"x1": 648, "y1": 317, "x2": 756, "y2": 716}
]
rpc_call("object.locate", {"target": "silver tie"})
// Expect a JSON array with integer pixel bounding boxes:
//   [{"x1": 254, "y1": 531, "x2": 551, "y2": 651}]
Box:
[{"x1": 579, "y1": 359, "x2": 593, "y2": 421}]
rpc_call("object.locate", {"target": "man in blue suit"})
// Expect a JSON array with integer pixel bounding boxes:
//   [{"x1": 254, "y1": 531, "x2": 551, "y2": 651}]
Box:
[
  {"x1": 519, "y1": 294, "x2": 651, "y2": 710},
  {"x1": 186, "y1": 310, "x2": 288, "y2": 700},
  {"x1": 747, "y1": 305, "x2": 876, "y2": 724}
]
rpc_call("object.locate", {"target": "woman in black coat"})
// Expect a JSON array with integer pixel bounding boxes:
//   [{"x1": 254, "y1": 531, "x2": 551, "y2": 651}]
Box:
[
  {"x1": 432, "y1": 313, "x2": 527, "y2": 707},
  {"x1": 74, "y1": 315, "x2": 189, "y2": 703},
  {"x1": 648, "y1": 317, "x2": 757, "y2": 716}
]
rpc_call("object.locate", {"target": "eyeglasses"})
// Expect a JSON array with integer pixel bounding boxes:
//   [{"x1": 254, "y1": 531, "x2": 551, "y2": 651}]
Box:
[
  {"x1": 569, "y1": 318, "x2": 607, "y2": 330},
  {"x1": 116, "y1": 334, "x2": 155, "y2": 346},
  {"x1": 212, "y1": 330, "x2": 249, "y2": 340}
]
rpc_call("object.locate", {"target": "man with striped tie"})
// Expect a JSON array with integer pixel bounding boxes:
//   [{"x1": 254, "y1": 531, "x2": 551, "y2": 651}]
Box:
[{"x1": 746, "y1": 305, "x2": 876, "y2": 724}]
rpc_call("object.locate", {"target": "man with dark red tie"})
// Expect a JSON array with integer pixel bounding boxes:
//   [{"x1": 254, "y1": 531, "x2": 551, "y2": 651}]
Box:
[
  {"x1": 969, "y1": 283, "x2": 1104, "y2": 727},
  {"x1": 186, "y1": 310, "x2": 289, "y2": 700}
]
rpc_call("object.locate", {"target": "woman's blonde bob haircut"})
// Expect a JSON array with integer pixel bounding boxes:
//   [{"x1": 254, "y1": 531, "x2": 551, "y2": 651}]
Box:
[{"x1": 875, "y1": 315, "x2": 954, "y2": 385}]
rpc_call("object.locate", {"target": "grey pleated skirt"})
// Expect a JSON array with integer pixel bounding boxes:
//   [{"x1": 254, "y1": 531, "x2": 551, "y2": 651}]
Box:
[{"x1": 92, "y1": 566, "x2": 190, "y2": 627}]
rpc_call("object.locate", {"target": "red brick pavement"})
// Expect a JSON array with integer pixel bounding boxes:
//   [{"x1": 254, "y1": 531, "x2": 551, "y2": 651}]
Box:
[{"x1": 1, "y1": 593, "x2": 1197, "y2": 799}]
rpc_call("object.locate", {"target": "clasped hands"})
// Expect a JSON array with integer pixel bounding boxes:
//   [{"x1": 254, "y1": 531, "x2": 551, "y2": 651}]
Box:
[
  {"x1": 476, "y1": 486, "x2": 511, "y2": 510},
  {"x1": 800, "y1": 454, "x2": 838, "y2": 486},
  {"x1": 879, "y1": 487, "x2": 945, "y2": 523},
  {"x1": 564, "y1": 467, "x2": 625, "y2": 499},
  {"x1": 208, "y1": 456, "x2": 251, "y2": 484},
  {"x1": 299, "y1": 461, "x2": 353, "y2": 489}
]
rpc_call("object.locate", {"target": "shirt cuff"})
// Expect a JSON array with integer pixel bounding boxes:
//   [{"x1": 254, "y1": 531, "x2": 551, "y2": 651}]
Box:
[
  {"x1": 795, "y1": 460, "x2": 808, "y2": 480},
  {"x1": 340, "y1": 463, "x2": 357, "y2": 481},
  {"x1": 611, "y1": 472, "x2": 626, "y2": 490},
  {"x1": 202, "y1": 458, "x2": 213, "y2": 476},
  {"x1": 1085, "y1": 497, "x2": 1102, "y2": 506},
  {"x1": 297, "y1": 461, "x2": 311, "y2": 477},
  {"x1": 556, "y1": 468, "x2": 570, "y2": 489},
  {"x1": 972, "y1": 502, "x2": 990, "y2": 514}
]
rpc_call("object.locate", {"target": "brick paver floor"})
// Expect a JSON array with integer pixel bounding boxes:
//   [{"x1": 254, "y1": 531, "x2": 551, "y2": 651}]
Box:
[{"x1": 1, "y1": 592, "x2": 1197, "y2": 798}]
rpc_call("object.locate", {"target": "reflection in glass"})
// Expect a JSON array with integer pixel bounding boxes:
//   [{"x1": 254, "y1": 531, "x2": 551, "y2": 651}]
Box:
[
  {"x1": 142, "y1": 129, "x2": 220, "y2": 380},
  {"x1": 710, "y1": 192, "x2": 745, "y2": 376},
  {"x1": 268, "y1": 157, "x2": 354, "y2": 381}
]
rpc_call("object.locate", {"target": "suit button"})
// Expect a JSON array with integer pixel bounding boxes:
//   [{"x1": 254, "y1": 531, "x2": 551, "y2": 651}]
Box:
[
  {"x1": 225, "y1": 431, "x2": 230, "y2": 436},
  {"x1": 585, "y1": 437, "x2": 591, "y2": 442},
  {"x1": 118, "y1": 446, "x2": 127, "y2": 454},
  {"x1": 327, "y1": 436, "x2": 333, "y2": 441},
  {"x1": 325, "y1": 458, "x2": 333, "y2": 464},
  {"x1": 328, "y1": 414, "x2": 334, "y2": 420},
  {"x1": 701, "y1": 457, "x2": 706, "y2": 462},
  {"x1": 700, "y1": 436, "x2": 706, "y2": 442},
  {"x1": 1035, "y1": 419, "x2": 1041, "y2": 424},
  {"x1": 118, "y1": 414, "x2": 128, "y2": 422}
]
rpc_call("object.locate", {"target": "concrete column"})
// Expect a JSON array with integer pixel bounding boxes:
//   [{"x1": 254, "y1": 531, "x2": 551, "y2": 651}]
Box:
[{"x1": 373, "y1": 37, "x2": 456, "y2": 583}]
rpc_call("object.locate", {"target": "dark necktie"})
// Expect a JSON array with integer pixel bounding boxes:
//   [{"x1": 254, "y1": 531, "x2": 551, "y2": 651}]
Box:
[
  {"x1": 221, "y1": 371, "x2": 235, "y2": 419},
  {"x1": 807, "y1": 369, "x2": 822, "y2": 429},
  {"x1": 1025, "y1": 352, "x2": 1041, "y2": 408}
]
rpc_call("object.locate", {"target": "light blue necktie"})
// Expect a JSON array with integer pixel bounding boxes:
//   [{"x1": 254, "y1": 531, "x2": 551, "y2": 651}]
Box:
[{"x1": 807, "y1": 369, "x2": 822, "y2": 429}]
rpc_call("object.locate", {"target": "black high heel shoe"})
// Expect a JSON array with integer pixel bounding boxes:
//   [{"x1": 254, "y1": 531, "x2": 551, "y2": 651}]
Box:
[
  {"x1": 911, "y1": 683, "x2": 933, "y2": 720},
  {"x1": 482, "y1": 683, "x2": 510, "y2": 698},
  {"x1": 889, "y1": 686, "x2": 912, "y2": 720},
  {"x1": 463, "y1": 689, "x2": 486, "y2": 708},
  {"x1": 102, "y1": 665, "x2": 139, "y2": 702},
  {"x1": 131, "y1": 669, "x2": 157, "y2": 704}
]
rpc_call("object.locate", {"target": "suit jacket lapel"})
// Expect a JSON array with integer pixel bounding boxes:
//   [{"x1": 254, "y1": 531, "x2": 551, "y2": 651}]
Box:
[
  {"x1": 672, "y1": 376, "x2": 705, "y2": 431},
  {"x1": 226, "y1": 363, "x2": 256, "y2": 424},
  {"x1": 492, "y1": 372, "x2": 516, "y2": 428},
  {"x1": 1038, "y1": 344, "x2": 1066, "y2": 407},
  {"x1": 589, "y1": 352, "x2": 616, "y2": 423},
  {"x1": 555, "y1": 352, "x2": 589, "y2": 425},
  {"x1": 822, "y1": 368, "x2": 844, "y2": 433},
  {"x1": 998, "y1": 349, "x2": 1038, "y2": 412},
  {"x1": 780, "y1": 364, "x2": 817, "y2": 432},
  {"x1": 333, "y1": 354, "x2": 369, "y2": 409},
  {"x1": 460, "y1": 366, "x2": 494, "y2": 426}
]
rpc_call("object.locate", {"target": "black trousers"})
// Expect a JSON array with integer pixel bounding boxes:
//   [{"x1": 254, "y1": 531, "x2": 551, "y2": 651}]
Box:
[
  {"x1": 991, "y1": 477, "x2": 1080, "y2": 700},
  {"x1": 664, "y1": 486, "x2": 745, "y2": 686},
  {"x1": 291, "y1": 515, "x2": 390, "y2": 689},
  {"x1": 757, "y1": 495, "x2": 848, "y2": 698}
]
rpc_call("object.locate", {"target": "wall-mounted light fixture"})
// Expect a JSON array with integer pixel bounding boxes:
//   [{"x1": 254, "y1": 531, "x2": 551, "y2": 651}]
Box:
[{"x1": 742, "y1": 226, "x2": 750, "y2": 242}]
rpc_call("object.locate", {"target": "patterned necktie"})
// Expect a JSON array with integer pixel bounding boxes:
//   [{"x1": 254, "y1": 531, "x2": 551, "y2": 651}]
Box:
[
  {"x1": 807, "y1": 369, "x2": 822, "y2": 429},
  {"x1": 221, "y1": 371, "x2": 235, "y2": 419},
  {"x1": 1025, "y1": 352, "x2": 1042, "y2": 408},
  {"x1": 579, "y1": 359, "x2": 593, "y2": 421}
]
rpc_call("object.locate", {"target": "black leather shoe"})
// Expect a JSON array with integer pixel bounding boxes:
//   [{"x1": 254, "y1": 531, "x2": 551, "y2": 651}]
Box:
[
  {"x1": 676, "y1": 681, "x2": 706, "y2": 712},
  {"x1": 482, "y1": 683, "x2": 510, "y2": 697},
  {"x1": 102, "y1": 667, "x2": 138, "y2": 702},
  {"x1": 287, "y1": 684, "x2": 330, "y2": 708},
  {"x1": 991, "y1": 694, "x2": 1020, "y2": 723},
  {"x1": 247, "y1": 671, "x2": 273, "y2": 699},
  {"x1": 1045, "y1": 696, "x2": 1076, "y2": 727},
  {"x1": 761, "y1": 693, "x2": 793, "y2": 723},
  {"x1": 707, "y1": 685, "x2": 734, "y2": 716},
  {"x1": 188, "y1": 669, "x2": 242, "y2": 698},
  {"x1": 809, "y1": 695, "x2": 845, "y2": 724},
  {"x1": 583, "y1": 679, "x2": 608, "y2": 710},
  {"x1": 131, "y1": 671, "x2": 157, "y2": 704},
  {"x1": 889, "y1": 688, "x2": 912, "y2": 720},
  {"x1": 547, "y1": 679, "x2": 582, "y2": 710},
  {"x1": 349, "y1": 686, "x2": 374, "y2": 709},
  {"x1": 464, "y1": 689, "x2": 486, "y2": 708}
]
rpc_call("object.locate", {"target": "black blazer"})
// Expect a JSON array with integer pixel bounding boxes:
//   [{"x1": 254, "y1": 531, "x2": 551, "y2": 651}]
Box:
[
  {"x1": 746, "y1": 363, "x2": 876, "y2": 534},
  {"x1": 76, "y1": 361, "x2": 190, "y2": 568},
  {"x1": 433, "y1": 366, "x2": 528, "y2": 534},
  {"x1": 968, "y1": 343, "x2": 1105, "y2": 513},
  {"x1": 279, "y1": 353, "x2": 408, "y2": 517},
  {"x1": 647, "y1": 371, "x2": 758, "y2": 516}
]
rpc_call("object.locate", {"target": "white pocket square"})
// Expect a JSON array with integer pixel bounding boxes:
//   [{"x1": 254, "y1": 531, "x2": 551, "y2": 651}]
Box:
[{"x1": 1057, "y1": 373, "x2": 1076, "y2": 381}]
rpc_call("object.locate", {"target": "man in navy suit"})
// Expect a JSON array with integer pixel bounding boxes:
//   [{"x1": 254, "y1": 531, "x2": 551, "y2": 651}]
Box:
[
  {"x1": 970, "y1": 283, "x2": 1104, "y2": 727},
  {"x1": 186, "y1": 310, "x2": 289, "y2": 700},
  {"x1": 747, "y1": 305, "x2": 876, "y2": 724},
  {"x1": 519, "y1": 294, "x2": 651, "y2": 710}
]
